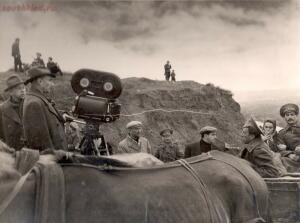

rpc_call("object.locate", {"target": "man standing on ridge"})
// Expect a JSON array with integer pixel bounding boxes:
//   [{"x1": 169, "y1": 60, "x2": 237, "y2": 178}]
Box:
[
  {"x1": 11, "y1": 38, "x2": 23, "y2": 72},
  {"x1": 164, "y1": 61, "x2": 172, "y2": 81}
]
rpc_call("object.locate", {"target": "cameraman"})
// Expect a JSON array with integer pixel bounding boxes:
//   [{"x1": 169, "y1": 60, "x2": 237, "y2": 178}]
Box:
[
  {"x1": 22, "y1": 68, "x2": 67, "y2": 151},
  {"x1": 117, "y1": 121, "x2": 152, "y2": 154}
]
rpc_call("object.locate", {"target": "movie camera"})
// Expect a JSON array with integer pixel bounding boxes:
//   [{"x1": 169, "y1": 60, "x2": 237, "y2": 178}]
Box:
[{"x1": 70, "y1": 69, "x2": 123, "y2": 156}]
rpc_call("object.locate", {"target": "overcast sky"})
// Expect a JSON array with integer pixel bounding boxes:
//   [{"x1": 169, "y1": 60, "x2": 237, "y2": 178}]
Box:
[{"x1": 1, "y1": 0, "x2": 299, "y2": 93}]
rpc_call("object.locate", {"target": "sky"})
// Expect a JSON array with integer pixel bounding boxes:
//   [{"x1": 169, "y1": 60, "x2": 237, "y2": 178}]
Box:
[{"x1": 1, "y1": 0, "x2": 300, "y2": 93}]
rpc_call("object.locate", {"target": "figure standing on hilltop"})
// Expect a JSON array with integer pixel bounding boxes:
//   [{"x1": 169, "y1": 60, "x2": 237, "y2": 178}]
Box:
[
  {"x1": 170, "y1": 69, "x2": 176, "y2": 82},
  {"x1": 22, "y1": 68, "x2": 67, "y2": 151},
  {"x1": 32, "y1": 52, "x2": 45, "y2": 68},
  {"x1": 11, "y1": 38, "x2": 23, "y2": 72},
  {"x1": 0, "y1": 75, "x2": 26, "y2": 150},
  {"x1": 116, "y1": 121, "x2": 152, "y2": 154},
  {"x1": 155, "y1": 128, "x2": 183, "y2": 162},
  {"x1": 164, "y1": 60, "x2": 172, "y2": 81},
  {"x1": 47, "y1": 57, "x2": 63, "y2": 76}
]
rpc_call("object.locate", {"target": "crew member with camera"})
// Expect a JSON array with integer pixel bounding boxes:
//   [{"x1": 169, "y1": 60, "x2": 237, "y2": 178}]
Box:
[
  {"x1": 22, "y1": 67, "x2": 67, "y2": 151},
  {"x1": 117, "y1": 121, "x2": 152, "y2": 154}
]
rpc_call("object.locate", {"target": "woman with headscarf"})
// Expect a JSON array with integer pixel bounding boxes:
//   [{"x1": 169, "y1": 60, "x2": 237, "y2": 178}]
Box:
[
  {"x1": 262, "y1": 119, "x2": 287, "y2": 175},
  {"x1": 262, "y1": 119, "x2": 282, "y2": 152}
]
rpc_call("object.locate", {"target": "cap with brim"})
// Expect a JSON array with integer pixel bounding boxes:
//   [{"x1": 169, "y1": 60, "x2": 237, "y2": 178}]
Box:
[
  {"x1": 243, "y1": 117, "x2": 263, "y2": 135},
  {"x1": 126, "y1": 121, "x2": 142, "y2": 129},
  {"x1": 4, "y1": 75, "x2": 24, "y2": 92},
  {"x1": 280, "y1": 103, "x2": 299, "y2": 117},
  {"x1": 160, "y1": 128, "x2": 173, "y2": 136},
  {"x1": 199, "y1": 126, "x2": 217, "y2": 135},
  {"x1": 25, "y1": 68, "x2": 56, "y2": 85}
]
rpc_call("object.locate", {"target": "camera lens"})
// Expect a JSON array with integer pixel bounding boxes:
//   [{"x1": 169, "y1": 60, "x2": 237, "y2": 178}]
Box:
[
  {"x1": 80, "y1": 78, "x2": 90, "y2": 88},
  {"x1": 103, "y1": 82, "x2": 113, "y2": 92}
]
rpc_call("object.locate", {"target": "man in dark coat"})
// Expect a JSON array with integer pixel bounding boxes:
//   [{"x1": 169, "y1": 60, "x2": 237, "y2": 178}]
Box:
[
  {"x1": 164, "y1": 61, "x2": 171, "y2": 81},
  {"x1": 22, "y1": 68, "x2": 67, "y2": 151},
  {"x1": 0, "y1": 75, "x2": 26, "y2": 150},
  {"x1": 11, "y1": 38, "x2": 23, "y2": 72},
  {"x1": 184, "y1": 126, "x2": 221, "y2": 158},
  {"x1": 240, "y1": 117, "x2": 280, "y2": 178}
]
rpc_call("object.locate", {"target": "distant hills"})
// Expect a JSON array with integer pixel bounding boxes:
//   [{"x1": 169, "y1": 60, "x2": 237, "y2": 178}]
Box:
[{"x1": 235, "y1": 89, "x2": 300, "y2": 127}]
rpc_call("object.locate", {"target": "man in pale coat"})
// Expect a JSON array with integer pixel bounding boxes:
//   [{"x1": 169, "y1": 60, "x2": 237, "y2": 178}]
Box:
[{"x1": 117, "y1": 121, "x2": 152, "y2": 154}]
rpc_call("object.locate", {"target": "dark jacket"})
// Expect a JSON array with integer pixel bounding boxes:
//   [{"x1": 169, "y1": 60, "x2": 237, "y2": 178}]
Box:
[
  {"x1": 184, "y1": 139, "x2": 214, "y2": 158},
  {"x1": 11, "y1": 42, "x2": 20, "y2": 57},
  {"x1": 240, "y1": 137, "x2": 280, "y2": 178},
  {"x1": 22, "y1": 86, "x2": 67, "y2": 151},
  {"x1": 278, "y1": 124, "x2": 300, "y2": 156},
  {"x1": 155, "y1": 142, "x2": 183, "y2": 162},
  {"x1": 0, "y1": 98, "x2": 24, "y2": 150}
]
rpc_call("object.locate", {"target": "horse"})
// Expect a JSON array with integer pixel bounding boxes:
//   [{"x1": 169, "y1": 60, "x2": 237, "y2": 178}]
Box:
[{"x1": 0, "y1": 146, "x2": 268, "y2": 223}]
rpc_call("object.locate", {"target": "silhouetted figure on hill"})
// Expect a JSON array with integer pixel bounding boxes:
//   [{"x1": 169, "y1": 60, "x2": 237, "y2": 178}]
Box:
[
  {"x1": 47, "y1": 57, "x2": 63, "y2": 76},
  {"x1": 164, "y1": 61, "x2": 171, "y2": 81},
  {"x1": 31, "y1": 52, "x2": 45, "y2": 68},
  {"x1": 171, "y1": 69, "x2": 176, "y2": 82},
  {"x1": 11, "y1": 38, "x2": 23, "y2": 72}
]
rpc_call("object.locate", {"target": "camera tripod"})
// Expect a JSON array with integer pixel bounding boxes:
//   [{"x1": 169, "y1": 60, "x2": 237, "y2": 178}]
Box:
[{"x1": 79, "y1": 121, "x2": 111, "y2": 156}]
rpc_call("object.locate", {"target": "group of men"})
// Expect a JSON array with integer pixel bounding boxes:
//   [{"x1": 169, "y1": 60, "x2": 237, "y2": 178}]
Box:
[
  {"x1": 0, "y1": 68, "x2": 67, "y2": 152},
  {"x1": 11, "y1": 38, "x2": 63, "y2": 76},
  {"x1": 115, "y1": 103, "x2": 300, "y2": 179},
  {"x1": 164, "y1": 61, "x2": 176, "y2": 82},
  {"x1": 2, "y1": 68, "x2": 300, "y2": 180}
]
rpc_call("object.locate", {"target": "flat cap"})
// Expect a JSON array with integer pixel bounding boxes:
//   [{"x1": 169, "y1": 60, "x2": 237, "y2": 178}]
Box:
[
  {"x1": 243, "y1": 117, "x2": 263, "y2": 135},
  {"x1": 4, "y1": 75, "x2": 24, "y2": 92},
  {"x1": 280, "y1": 103, "x2": 299, "y2": 117},
  {"x1": 199, "y1": 126, "x2": 217, "y2": 134},
  {"x1": 25, "y1": 67, "x2": 55, "y2": 84},
  {"x1": 126, "y1": 121, "x2": 142, "y2": 129},
  {"x1": 160, "y1": 128, "x2": 173, "y2": 136}
]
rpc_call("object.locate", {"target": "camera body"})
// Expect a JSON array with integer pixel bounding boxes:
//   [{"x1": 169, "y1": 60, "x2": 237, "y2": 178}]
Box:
[
  {"x1": 71, "y1": 69, "x2": 122, "y2": 123},
  {"x1": 73, "y1": 94, "x2": 121, "y2": 122}
]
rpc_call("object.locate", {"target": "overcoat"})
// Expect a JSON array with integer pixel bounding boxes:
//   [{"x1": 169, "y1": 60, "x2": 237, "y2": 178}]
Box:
[
  {"x1": 117, "y1": 135, "x2": 152, "y2": 154},
  {"x1": 11, "y1": 42, "x2": 20, "y2": 57},
  {"x1": 278, "y1": 124, "x2": 300, "y2": 156},
  {"x1": 22, "y1": 86, "x2": 67, "y2": 151},
  {"x1": 240, "y1": 137, "x2": 280, "y2": 178},
  {"x1": 0, "y1": 99, "x2": 24, "y2": 150}
]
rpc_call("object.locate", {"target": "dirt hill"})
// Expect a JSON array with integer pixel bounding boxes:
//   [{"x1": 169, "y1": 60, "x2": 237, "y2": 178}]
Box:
[{"x1": 0, "y1": 70, "x2": 245, "y2": 151}]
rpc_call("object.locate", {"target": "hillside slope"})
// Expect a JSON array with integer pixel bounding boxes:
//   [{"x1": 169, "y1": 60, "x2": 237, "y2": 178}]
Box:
[{"x1": 0, "y1": 70, "x2": 245, "y2": 151}]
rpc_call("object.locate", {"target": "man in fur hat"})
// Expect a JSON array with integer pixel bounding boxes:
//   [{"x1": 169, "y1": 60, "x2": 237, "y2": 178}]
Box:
[
  {"x1": 240, "y1": 117, "x2": 280, "y2": 178},
  {"x1": 22, "y1": 68, "x2": 67, "y2": 151},
  {"x1": 0, "y1": 75, "x2": 26, "y2": 150}
]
